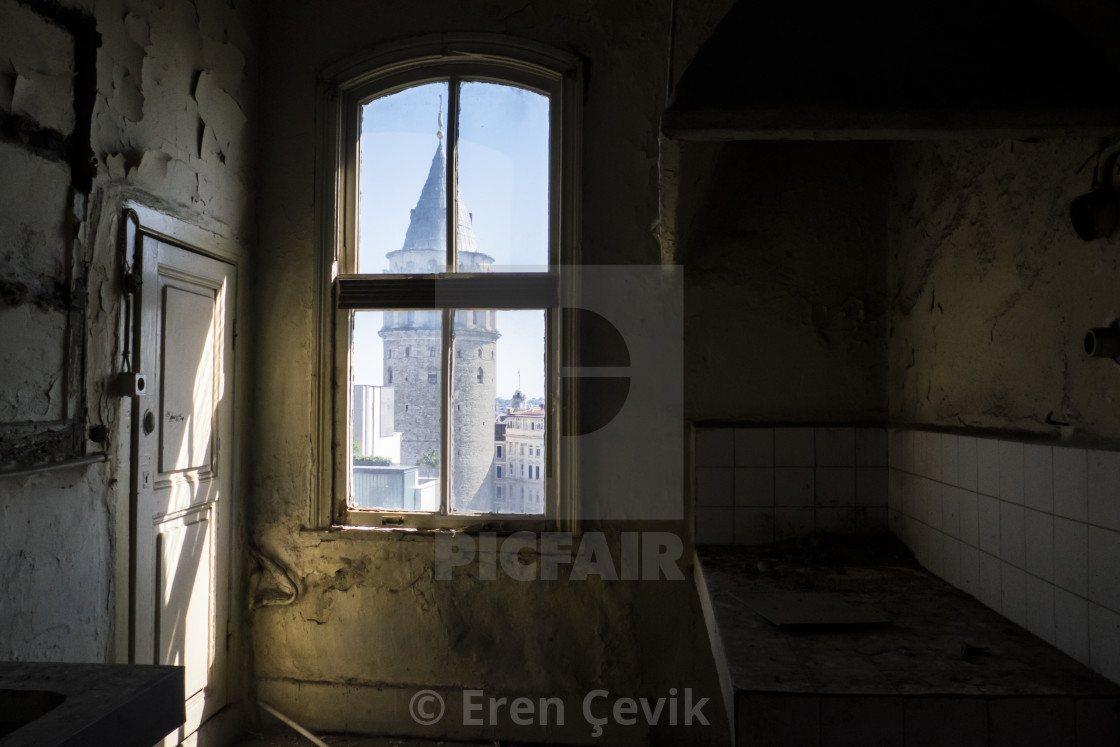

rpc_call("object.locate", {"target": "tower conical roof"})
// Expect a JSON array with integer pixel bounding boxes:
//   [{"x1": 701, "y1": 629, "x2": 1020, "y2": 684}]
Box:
[{"x1": 387, "y1": 138, "x2": 491, "y2": 270}]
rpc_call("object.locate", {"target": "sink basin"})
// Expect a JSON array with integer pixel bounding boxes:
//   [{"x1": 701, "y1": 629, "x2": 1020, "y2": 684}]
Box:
[
  {"x1": 0, "y1": 689, "x2": 65, "y2": 739},
  {"x1": 0, "y1": 663, "x2": 182, "y2": 746}
]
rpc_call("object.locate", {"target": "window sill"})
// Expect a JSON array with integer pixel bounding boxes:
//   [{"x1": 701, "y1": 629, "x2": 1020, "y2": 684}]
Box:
[{"x1": 303, "y1": 520, "x2": 561, "y2": 541}]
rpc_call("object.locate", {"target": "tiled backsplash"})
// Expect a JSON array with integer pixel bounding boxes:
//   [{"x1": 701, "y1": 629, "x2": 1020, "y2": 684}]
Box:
[
  {"x1": 888, "y1": 429, "x2": 1120, "y2": 685},
  {"x1": 694, "y1": 426, "x2": 888, "y2": 545}
]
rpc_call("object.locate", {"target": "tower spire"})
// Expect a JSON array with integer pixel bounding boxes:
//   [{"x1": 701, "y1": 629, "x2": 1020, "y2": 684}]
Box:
[{"x1": 437, "y1": 95, "x2": 444, "y2": 141}]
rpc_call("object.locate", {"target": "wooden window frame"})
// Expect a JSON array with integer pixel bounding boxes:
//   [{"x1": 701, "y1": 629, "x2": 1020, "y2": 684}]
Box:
[{"x1": 314, "y1": 35, "x2": 581, "y2": 532}]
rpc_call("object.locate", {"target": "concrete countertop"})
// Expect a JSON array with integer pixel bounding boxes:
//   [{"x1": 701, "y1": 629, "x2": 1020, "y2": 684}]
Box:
[{"x1": 0, "y1": 661, "x2": 184, "y2": 746}]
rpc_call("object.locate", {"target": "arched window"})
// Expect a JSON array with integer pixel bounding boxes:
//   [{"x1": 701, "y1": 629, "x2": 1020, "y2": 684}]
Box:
[{"x1": 326, "y1": 35, "x2": 580, "y2": 526}]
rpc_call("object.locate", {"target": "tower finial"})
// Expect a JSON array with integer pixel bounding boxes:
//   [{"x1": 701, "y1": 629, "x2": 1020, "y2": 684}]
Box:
[{"x1": 437, "y1": 95, "x2": 444, "y2": 141}]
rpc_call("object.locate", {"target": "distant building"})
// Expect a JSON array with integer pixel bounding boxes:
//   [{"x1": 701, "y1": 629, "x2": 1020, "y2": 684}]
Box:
[
  {"x1": 493, "y1": 390, "x2": 545, "y2": 514},
  {"x1": 352, "y1": 384, "x2": 401, "y2": 463}
]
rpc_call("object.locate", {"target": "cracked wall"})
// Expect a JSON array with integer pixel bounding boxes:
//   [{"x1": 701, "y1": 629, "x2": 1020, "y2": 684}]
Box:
[
  {"x1": 680, "y1": 140, "x2": 891, "y2": 424},
  {"x1": 888, "y1": 138, "x2": 1120, "y2": 443},
  {"x1": 1, "y1": 0, "x2": 256, "y2": 689}
]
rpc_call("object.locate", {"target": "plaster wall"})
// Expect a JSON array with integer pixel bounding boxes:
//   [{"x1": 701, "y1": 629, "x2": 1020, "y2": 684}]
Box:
[
  {"x1": 0, "y1": 0, "x2": 256, "y2": 701},
  {"x1": 680, "y1": 140, "x2": 891, "y2": 424},
  {"x1": 888, "y1": 138, "x2": 1120, "y2": 443},
  {"x1": 252, "y1": 1, "x2": 728, "y2": 744}
]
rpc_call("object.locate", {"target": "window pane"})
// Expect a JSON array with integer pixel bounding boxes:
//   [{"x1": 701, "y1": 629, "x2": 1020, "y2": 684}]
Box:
[
  {"x1": 457, "y1": 82, "x2": 550, "y2": 272},
  {"x1": 351, "y1": 310, "x2": 442, "y2": 511},
  {"x1": 450, "y1": 309, "x2": 546, "y2": 514},
  {"x1": 358, "y1": 81, "x2": 449, "y2": 274}
]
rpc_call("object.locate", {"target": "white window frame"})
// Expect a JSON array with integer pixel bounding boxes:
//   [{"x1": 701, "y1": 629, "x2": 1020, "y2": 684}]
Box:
[{"x1": 314, "y1": 35, "x2": 581, "y2": 532}]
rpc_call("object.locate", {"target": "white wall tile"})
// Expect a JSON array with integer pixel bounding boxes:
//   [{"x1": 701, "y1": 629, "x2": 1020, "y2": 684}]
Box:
[
  {"x1": 856, "y1": 467, "x2": 887, "y2": 506},
  {"x1": 914, "y1": 431, "x2": 930, "y2": 477},
  {"x1": 978, "y1": 438, "x2": 1001, "y2": 497},
  {"x1": 1026, "y1": 576, "x2": 1056, "y2": 645},
  {"x1": 774, "y1": 468, "x2": 814, "y2": 506},
  {"x1": 978, "y1": 494, "x2": 1002, "y2": 556},
  {"x1": 1089, "y1": 603, "x2": 1120, "y2": 684},
  {"x1": 942, "y1": 486, "x2": 960, "y2": 540},
  {"x1": 1024, "y1": 509, "x2": 1054, "y2": 582},
  {"x1": 1088, "y1": 526, "x2": 1120, "y2": 614},
  {"x1": 816, "y1": 506, "x2": 856, "y2": 535},
  {"x1": 734, "y1": 507, "x2": 775, "y2": 546},
  {"x1": 902, "y1": 430, "x2": 916, "y2": 474},
  {"x1": 980, "y1": 551, "x2": 1003, "y2": 612},
  {"x1": 1001, "y1": 562, "x2": 1028, "y2": 627},
  {"x1": 1054, "y1": 587, "x2": 1090, "y2": 664},
  {"x1": 774, "y1": 507, "x2": 814, "y2": 541},
  {"x1": 958, "y1": 436, "x2": 979, "y2": 492},
  {"x1": 927, "y1": 479, "x2": 945, "y2": 530},
  {"x1": 902, "y1": 477, "x2": 918, "y2": 520},
  {"x1": 921, "y1": 525, "x2": 944, "y2": 577},
  {"x1": 958, "y1": 488, "x2": 979, "y2": 547},
  {"x1": 960, "y1": 544, "x2": 980, "y2": 598},
  {"x1": 816, "y1": 427, "x2": 855, "y2": 466},
  {"x1": 1053, "y1": 447, "x2": 1088, "y2": 522},
  {"x1": 735, "y1": 428, "x2": 774, "y2": 467},
  {"x1": 888, "y1": 468, "x2": 906, "y2": 511},
  {"x1": 926, "y1": 431, "x2": 943, "y2": 481},
  {"x1": 1023, "y1": 444, "x2": 1054, "y2": 514},
  {"x1": 1054, "y1": 517, "x2": 1089, "y2": 597},
  {"x1": 695, "y1": 427, "x2": 734, "y2": 467},
  {"x1": 1000, "y1": 502, "x2": 1027, "y2": 569},
  {"x1": 734, "y1": 468, "x2": 774, "y2": 507},
  {"x1": 1088, "y1": 450, "x2": 1120, "y2": 532},
  {"x1": 998, "y1": 440, "x2": 1025, "y2": 504},
  {"x1": 816, "y1": 467, "x2": 855, "y2": 506},
  {"x1": 900, "y1": 515, "x2": 918, "y2": 548},
  {"x1": 857, "y1": 428, "x2": 887, "y2": 467},
  {"x1": 888, "y1": 430, "x2": 904, "y2": 469},
  {"x1": 888, "y1": 507, "x2": 904, "y2": 536},
  {"x1": 775, "y1": 428, "x2": 814, "y2": 466},
  {"x1": 696, "y1": 507, "x2": 734, "y2": 544},
  {"x1": 943, "y1": 535, "x2": 962, "y2": 588},
  {"x1": 941, "y1": 433, "x2": 960, "y2": 486},
  {"x1": 696, "y1": 467, "x2": 734, "y2": 507},
  {"x1": 854, "y1": 506, "x2": 887, "y2": 533}
]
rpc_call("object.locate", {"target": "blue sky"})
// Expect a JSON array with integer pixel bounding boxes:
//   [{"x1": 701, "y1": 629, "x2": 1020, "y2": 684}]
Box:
[{"x1": 352, "y1": 81, "x2": 550, "y2": 399}]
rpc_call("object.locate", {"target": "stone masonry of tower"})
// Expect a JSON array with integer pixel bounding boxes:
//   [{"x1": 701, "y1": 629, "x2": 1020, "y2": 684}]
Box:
[{"x1": 379, "y1": 132, "x2": 499, "y2": 511}]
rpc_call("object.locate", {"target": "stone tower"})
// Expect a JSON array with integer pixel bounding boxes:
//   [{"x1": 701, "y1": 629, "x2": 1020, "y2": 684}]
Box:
[{"x1": 379, "y1": 126, "x2": 499, "y2": 511}]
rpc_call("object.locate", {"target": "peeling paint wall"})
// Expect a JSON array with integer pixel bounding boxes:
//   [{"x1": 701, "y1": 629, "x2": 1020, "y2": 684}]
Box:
[
  {"x1": 888, "y1": 138, "x2": 1120, "y2": 443},
  {"x1": 254, "y1": 1, "x2": 728, "y2": 744},
  {"x1": 680, "y1": 140, "x2": 891, "y2": 424},
  {"x1": 0, "y1": 0, "x2": 256, "y2": 710}
]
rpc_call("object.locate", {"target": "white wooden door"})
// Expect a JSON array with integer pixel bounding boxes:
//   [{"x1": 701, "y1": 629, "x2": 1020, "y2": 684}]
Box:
[{"x1": 132, "y1": 237, "x2": 235, "y2": 745}]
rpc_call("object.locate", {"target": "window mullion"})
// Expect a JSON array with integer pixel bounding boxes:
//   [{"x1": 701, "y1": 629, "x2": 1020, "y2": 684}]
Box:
[
  {"x1": 446, "y1": 75, "x2": 459, "y2": 273},
  {"x1": 441, "y1": 77, "x2": 459, "y2": 516},
  {"x1": 439, "y1": 306, "x2": 453, "y2": 515}
]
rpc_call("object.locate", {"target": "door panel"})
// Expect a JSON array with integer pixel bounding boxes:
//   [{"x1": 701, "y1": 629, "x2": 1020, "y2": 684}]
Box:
[
  {"x1": 133, "y1": 237, "x2": 235, "y2": 746},
  {"x1": 159, "y1": 284, "x2": 216, "y2": 474}
]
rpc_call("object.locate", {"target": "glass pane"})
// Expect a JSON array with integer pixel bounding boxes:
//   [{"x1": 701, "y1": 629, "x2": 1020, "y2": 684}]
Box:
[
  {"x1": 350, "y1": 310, "x2": 442, "y2": 511},
  {"x1": 450, "y1": 309, "x2": 546, "y2": 514},
  {"x1": 358, "y1": 81, "x2": 449, "y2": 274},
  {"x1": 457, "y1": 82, "x2": 550, "y2": 272}
]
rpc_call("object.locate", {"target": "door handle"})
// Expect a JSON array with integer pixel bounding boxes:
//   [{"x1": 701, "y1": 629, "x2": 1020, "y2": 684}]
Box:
[{"x1": 143, "y1": 410, "x2": 156, "y2": 435}]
